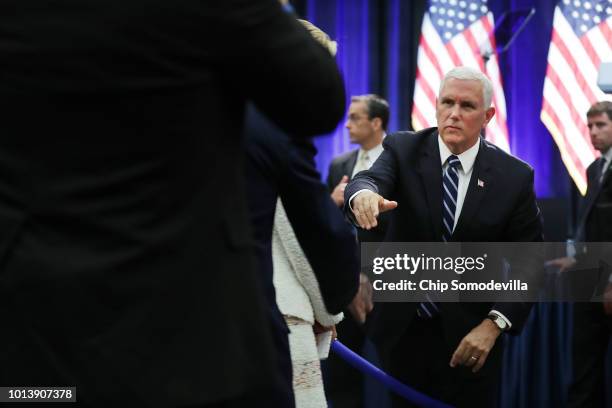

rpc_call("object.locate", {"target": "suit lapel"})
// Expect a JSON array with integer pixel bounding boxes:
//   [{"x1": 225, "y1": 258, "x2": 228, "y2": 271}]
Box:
[
  {"x1": 346, "y1": 150, "x2": 358, "y2": 179},
  {"x1": 453, "y1": 138, "x2": 491, "y2": 240},
  {"x1": 600, "y1": 161, "x2": 611, "y2": 189},
  {"x1": 579, "y1": 159, "x2": 607, "y2": 226},
  {"x1": 417, "y1": 133, "x2": 443, "y2": 240}
]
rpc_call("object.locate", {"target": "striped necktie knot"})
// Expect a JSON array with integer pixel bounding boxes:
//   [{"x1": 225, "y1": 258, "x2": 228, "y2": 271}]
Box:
[{"x1": 447, "y1": 155, "x2": 461, "y2": 169}]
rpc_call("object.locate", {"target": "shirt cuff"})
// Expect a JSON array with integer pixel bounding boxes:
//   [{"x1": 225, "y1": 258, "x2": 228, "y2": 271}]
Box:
[
  {"x1": 348, "y1": 189, "x2": 372, "y2": 211},
  {"x1": 489, "y1": 309, "x2": 512, "y2": 330}
]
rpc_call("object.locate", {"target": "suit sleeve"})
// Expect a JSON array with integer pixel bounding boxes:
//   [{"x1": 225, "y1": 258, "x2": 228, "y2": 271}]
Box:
[
  {"x1": 493, "y1": 167, "x2": 544, "y2": 334},
  {"x1": 278, "y1": 139, "x2": 359, "y2": 315},
  {"x1": 327, "y1": 160, "x2": 339, "y2": 193},
  {"x1": 218, "y1": 0, "x2": 346, "y2": 137},
  {"x1": 342, "y1": 135, "x2": 399, "y2": 225}
]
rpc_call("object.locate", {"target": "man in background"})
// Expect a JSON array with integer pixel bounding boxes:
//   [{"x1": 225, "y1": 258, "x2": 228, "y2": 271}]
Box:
[
  {"x1": 324, "y1": 94, "x2": 389, "y2": 407},
  {"x1": 328, "y1": 95, "x2": 389, "y2": 231},
  {"x1": 551, "y1": 101, "x2": 612, "y2": 408}
]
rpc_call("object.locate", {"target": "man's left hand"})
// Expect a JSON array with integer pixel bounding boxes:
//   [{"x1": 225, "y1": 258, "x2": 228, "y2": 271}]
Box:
[
  {"x1": 603, "y1": 283, "x2": 612, "y2": 316},
  {"x1": 347, "y1": 274, "x2": 374, "y2": 324},
  {"x1": 450, "y1": 318, "x2": 502, "y2": 373}
]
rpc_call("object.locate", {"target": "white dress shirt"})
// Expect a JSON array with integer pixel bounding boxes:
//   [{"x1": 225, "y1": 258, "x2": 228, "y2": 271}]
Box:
[{"x1": 351, "y1": 140, "x2": 385, "y2": 177}]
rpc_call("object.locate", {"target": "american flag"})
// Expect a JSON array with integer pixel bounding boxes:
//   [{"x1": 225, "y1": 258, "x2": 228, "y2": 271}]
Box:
[
  {"x1": 412, "y1": 0, "x2": 510, "y2": 152},
  {"x1": 541, "y1": 0, "x2": 612, "y2": 194}
]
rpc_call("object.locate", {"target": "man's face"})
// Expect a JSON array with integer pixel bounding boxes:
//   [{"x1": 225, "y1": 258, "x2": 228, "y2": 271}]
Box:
[
  {"x1": 588, "y1": 113, "x2": 612, "y2": 154},
  {"x1": 435, "y1": 78, "x2": 495, "y2": 154},
  {"x1": 345, "y1": 101, "x2": 376, "y2": 146}
]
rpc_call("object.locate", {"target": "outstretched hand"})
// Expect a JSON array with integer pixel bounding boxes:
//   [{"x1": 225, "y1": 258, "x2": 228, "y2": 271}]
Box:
[{"x1": 350, "y1": 190, "x2": 397, "y2": 230}]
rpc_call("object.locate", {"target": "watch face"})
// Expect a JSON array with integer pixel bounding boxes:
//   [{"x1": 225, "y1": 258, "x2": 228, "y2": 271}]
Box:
[{"x1": 490, "y1": 315, "x2": 506, "y2": 330}]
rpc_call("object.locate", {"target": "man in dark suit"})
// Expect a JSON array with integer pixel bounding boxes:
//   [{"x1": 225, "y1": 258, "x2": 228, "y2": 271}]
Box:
[
  {"x1": 324, "y1": 94, "x2": 389, "y2": 407},
  {"x1": 344, "y1": 67, "x2": 543, "y2": 407},
  {"x1": 552, "y1": 101, "x2": 612, "y2": 408},
  {"x1": 0, "y1": 1, "x2": 346, "y2": 407}
]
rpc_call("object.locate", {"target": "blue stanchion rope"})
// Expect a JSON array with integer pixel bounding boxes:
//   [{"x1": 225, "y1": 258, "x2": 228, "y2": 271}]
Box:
[{"x1": 330, "y1": 340, "x2": 454, "y2": 408}]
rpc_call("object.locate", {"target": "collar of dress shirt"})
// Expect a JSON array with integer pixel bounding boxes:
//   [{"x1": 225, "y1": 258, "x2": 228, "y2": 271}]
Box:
[
  {"x1": 437, "y1": 134, "x2": 480, "y2": 173},
  {"x1": 357, "y1": 135, "x2": 385, "y2": 163}
]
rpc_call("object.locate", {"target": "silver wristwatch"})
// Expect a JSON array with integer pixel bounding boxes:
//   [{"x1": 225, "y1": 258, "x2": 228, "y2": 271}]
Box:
[{"x1": 487, "y1": 313, "x2": 508, "y2": 332}]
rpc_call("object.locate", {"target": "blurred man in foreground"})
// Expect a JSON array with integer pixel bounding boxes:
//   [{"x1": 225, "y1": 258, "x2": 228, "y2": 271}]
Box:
[{"x1": 0, "y1": 1, "x2": 345, "y2": 406}]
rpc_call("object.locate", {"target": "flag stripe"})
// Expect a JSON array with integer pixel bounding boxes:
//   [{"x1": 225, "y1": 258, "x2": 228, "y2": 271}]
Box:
[
  {"x1": 580, "y1": 35, "x2": 601, "y2": 68},
  {"x1": 542, "y1": 5, "x2": 612, "y2": 192},
  {"x1": 541, "y1": 104, "x2": 585, "y2": 180},
  {"x1": 416, "y1": 68, "x2": 439, "y2": 107},
  {"x1": 413, "y1": 2, "x2": 509, "y2": 152},
  {"x1": 419, "y1": 37, "x2": 445, "y2": 79},
  {"x1": 462, "y1": 29, "x2": 485, "y2": 71},
  {"x1": 552, "y1": 30, "x2": 598, "y2": 103},
  {"x1": 546, "y1": 65, "x2": 592, "y2": 150},
  {"x1": 599, "y1": 19, "x2": 612, "y2": 44},
  {"x1": 445, "y1": 42, "x2": 463, "y2": 67},
  {"x1": 412, "y1": 104, "x2": 430, "y2": 132}
]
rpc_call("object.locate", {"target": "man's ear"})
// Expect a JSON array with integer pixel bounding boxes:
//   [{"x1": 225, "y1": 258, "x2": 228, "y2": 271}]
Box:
[
  {"x1": 483, "y1": 106, "x2": 496, "y2": 128},
  {"x1": 372, "y1": 117, "x2": 382, "y2": 131}
]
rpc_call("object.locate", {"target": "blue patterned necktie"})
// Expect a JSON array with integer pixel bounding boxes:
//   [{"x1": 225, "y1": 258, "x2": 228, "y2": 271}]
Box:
[
  {"x1": 442, "y1": 155, "x2": 461, "y2": 241},
  {"x1": 417, "y1": 155, "x2": 462, "y2": 319}
]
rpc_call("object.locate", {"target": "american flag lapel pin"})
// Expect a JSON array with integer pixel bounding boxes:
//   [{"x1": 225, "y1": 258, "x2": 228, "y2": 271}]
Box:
[{"x1": 477, "y1": 179, "x2": 485, "y2": 188}]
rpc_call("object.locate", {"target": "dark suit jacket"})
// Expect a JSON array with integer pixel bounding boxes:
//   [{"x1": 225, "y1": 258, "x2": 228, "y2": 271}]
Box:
[
  {"x1": 327, "y1": 148, "x2": 389, "y2": 243},
  {"x1": 572, "y1": 157, "x2": 612, "y2": 293},
  {"x1": 245, "y1": 105, "x2": 359, "y2": 319},
  {"x1": 244, "y1": 106, "x2": 359, "y2": 407},
  {"x1": 0, "y1": 1, "x2": 345, "y2": 407},
  {"x1": 579, "y1": 158, "x2": 612, "y2": 242},
  {"x1": 344, "y1": 128, "x2": 543, "y2": 364}
]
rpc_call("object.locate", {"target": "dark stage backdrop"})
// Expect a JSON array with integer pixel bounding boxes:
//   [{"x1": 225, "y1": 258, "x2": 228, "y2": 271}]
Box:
[{"x1": 291, "y1": 1, "x2": 611, "y2": 407}]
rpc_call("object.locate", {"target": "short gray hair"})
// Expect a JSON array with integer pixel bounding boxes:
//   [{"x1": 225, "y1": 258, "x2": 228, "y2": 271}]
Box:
[{"x1": 439, "y1": 66, "x2": 494, "y2": 108}]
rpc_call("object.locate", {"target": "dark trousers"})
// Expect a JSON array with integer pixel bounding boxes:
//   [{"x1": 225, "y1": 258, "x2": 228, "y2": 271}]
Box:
[
  {"x1": 187, "y1": 384, "x2": 293, "y2": 408},
  {"x1": 385, "y1": 316, "x2": 500, "y2": 408},
  {"x1": 322, "y1": 316, "x2": 366, "y2": 407},
  {"x1": 568, "y1": 302, "x2": 612, "y2": 408}
]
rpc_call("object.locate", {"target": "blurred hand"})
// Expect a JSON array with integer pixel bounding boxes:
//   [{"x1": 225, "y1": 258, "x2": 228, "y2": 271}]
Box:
[
  {"x1": 347, "y1": 274, "x2": 374, "y2": 324},
  {"x1": 450, "y1": 319, "x2": 501, "y2": 373},
  {"x1": 330, "y1": 175, "x2": 349, "y2": 207},
  {"x1": 604, "y1": 283, "x2": 612, "y2": 316},
  {"x1": 545, "y1": 256, "x2": 576, "y2": 272},
  {"x1": 313, "y1": 321, "x2": 337, "y2": 340},
  {"x1": 350, "y1": 190, "x2": 397, "y2": 230}
]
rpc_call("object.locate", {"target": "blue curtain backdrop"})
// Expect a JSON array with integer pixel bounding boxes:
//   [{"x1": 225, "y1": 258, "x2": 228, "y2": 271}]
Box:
[{"x1": 292, "y1": 0, "x2": 611, "y2": 407}]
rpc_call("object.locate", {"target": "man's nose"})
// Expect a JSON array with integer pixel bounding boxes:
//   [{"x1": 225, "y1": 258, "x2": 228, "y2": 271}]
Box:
[{"x1": 449, "y1": 105, "x2": 460, "y2": 118}]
